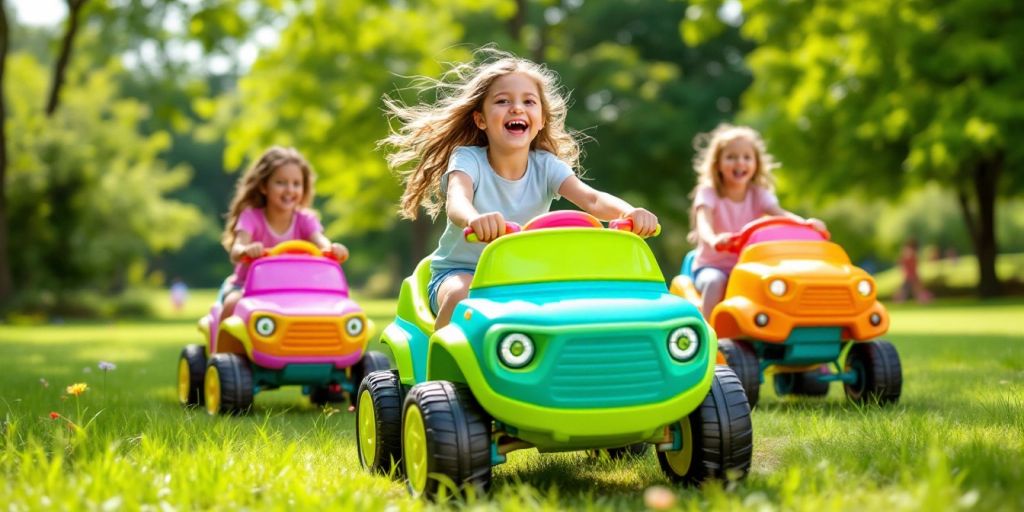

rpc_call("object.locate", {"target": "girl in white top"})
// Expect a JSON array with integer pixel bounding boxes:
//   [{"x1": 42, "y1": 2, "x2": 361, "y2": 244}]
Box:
[{"x1": 381, "y1": 48, "x2": 658, "y2": 329}]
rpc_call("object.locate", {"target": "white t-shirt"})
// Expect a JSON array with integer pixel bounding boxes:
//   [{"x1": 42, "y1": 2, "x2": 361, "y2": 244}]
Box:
[{"x1": 430, "y1": 146, "x2": 574, "y2": 274}]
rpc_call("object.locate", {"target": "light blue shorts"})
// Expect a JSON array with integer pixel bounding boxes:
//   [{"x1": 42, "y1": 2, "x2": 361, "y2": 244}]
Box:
[
  {"x1": 693, "y1": 266, "x2": 729, "y2": 295},
  {"x1": 215, "y1": 276, "x2": 243, "y2": 304},
  {"x1": 427, "y1": 268, "x2": 475, "y2": 315}
]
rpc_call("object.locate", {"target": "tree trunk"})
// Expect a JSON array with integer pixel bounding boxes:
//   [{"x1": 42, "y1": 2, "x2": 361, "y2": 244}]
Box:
[
  {"x1": 45, "y1": 0, "x2": 88, "y2": 117},
  {"x1": 411, "y1": 215, "x2": 430, "y2": 269},
  {"x1": 957, "y1": 157, "x2": 1003, "y2": 298},
  {"x1": 508, "y1": 0, "x2": 526, "y2": 41},
  {"x1": 0, "y1": 0, "x2": 13, "y2": 305}
]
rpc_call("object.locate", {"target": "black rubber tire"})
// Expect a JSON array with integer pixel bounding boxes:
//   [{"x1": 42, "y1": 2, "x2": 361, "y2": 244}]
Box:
[
  {"x1": 774, "y1": 365, "x2": 830, "y2": 397},
  {"x1": 178, "y1": 344, "x2": 207, "y2": 406},
  {"x1": 207, "y1": 353, "x2": 254, "y2": 414},
  {"x1": 603, "y1": 443, "x2": 649, "y2": 460},
  {"x1": 403, "y1": 381, "x2": 492, "y2": 500},
  {"x1": 718, "y1": 339, "x2": 761, "y2": 408},
  {"x1": 844, "y1": 340, "x2": 902, "y2": 404},
  {"x1": 356, "y1": 370, "x2": 404, "y2": 475},
  {"x1": 352, "y1": 351, "x2": 392, "y2": 390},
  {"x1": 657, "y1": 365, "x2": 753, "y2": 485}
]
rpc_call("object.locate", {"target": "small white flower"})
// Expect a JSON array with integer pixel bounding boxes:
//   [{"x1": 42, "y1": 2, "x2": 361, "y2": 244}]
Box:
[{"x1": 98, "y1": 361, "x2": 117, "y2": 372}]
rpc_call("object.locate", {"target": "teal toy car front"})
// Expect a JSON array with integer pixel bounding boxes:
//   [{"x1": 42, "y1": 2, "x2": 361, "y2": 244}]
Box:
[{"x1": 357, "y1": 212, "x2": 753, "y2": 499}]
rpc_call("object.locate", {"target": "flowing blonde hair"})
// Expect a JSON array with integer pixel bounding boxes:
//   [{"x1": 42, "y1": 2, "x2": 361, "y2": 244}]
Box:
[
  {"x1": 221, "y1": 146, "x2": 316, "y2": 251},
  {"x1": 380, "y1": 48, "x2": 582, "y2": 220},
  {"x1": 688, "y1": 124, "x2": 779, "y2": 242}
]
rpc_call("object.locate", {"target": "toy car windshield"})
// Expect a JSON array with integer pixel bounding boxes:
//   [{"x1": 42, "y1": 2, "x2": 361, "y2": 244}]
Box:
[
  {"x1": 473, "y1": 229, "x2": 664, "y2": 289},
  {"x1": 746, "y1": 224, "x2": 827, "y2": 246},
  {"x1": 247, "y1": 258, "x2": 347, "y2": 294}
]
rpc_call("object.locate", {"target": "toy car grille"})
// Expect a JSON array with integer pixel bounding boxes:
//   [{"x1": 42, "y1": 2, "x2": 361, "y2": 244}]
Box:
[
  {"x1": 547, "y1": 335, "x2": 665, "y2": 407},
  {"x1": 281, "y1": 321, "x2": 343, "y2": 352},
  {"x1": 798, "y1": 286, "x2": 854, "y2": 312}
]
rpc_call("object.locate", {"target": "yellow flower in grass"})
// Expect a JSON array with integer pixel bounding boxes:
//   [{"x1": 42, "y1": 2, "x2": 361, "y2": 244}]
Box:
[{"x1": 66, "y1": 383, "x2": 88, "y2": 396}]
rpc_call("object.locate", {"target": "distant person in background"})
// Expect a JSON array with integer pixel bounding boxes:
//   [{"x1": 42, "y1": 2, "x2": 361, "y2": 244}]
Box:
[
  {"x1": 170, "y1": 277, "x2": 188, "y2": 312},
  {"x1": 895, "y1": 237, "x2": 932, "y2": 303}
]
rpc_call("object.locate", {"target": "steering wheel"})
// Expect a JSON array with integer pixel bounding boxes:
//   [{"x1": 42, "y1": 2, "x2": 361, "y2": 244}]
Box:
[
  {"x1": 715, "y1": 216, "x2": 830, "y2": 253},
  {"x1": 463, "y1": 222, "x2": 522, "y2": 243},
  {"x1": 524, "y1": 211, "x2": 602, "y2": 230},
  {"x1": 463, "y1": 210, "x2": 601, "y2": 243},
  {"x1": 267, "y1": 240, "x2": 323, "y2": 257},
  {"x1": 609, "y1": 218, "x2": 662, "y2": 238},
  {"x1": 240, "y1": 240, "x2": 346, "y2": 264}
]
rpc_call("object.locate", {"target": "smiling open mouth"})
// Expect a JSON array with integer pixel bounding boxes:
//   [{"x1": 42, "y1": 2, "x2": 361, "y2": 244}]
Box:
[{"x1": 505, "y1": 120, "x2": 529, "y2": 134}]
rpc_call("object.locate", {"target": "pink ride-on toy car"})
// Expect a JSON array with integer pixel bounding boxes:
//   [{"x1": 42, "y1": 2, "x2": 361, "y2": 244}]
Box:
[{"x1": 177, "y1": 240, "x2": 389, "y2": 414}]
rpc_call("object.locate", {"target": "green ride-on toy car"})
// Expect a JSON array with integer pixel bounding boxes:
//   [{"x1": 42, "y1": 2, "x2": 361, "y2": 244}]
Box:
[{"x1": 356, "y1": 211, "x2": 753, "y2": 499}]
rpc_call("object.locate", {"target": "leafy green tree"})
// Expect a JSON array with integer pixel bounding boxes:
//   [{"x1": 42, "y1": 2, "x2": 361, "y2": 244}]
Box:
[
  {"x1": 76, "y1": 0, "x2": 277, "y2": 287},
  {"x1": 5, "y1": 52, "x2": 202, "y2": 297},
  {"x1": 216, "y1": 0, "x2": 501, "y2": 277},
  {"x1": 0, "y1": 0, "x2": 12, "y2": 301},
  {"x1": 685, "y1": 0, "x2": 1023, "y2": 297}
]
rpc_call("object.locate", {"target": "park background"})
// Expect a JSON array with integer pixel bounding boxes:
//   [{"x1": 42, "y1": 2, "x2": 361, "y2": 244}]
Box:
[{"x1": 1, "y1": 1, "x2": 1022, "y2": 511}]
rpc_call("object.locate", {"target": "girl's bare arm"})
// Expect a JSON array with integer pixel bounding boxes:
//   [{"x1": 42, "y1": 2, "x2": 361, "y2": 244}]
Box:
[{"x1": 558, "y1": 176, "x2": 657, "y2": 235}]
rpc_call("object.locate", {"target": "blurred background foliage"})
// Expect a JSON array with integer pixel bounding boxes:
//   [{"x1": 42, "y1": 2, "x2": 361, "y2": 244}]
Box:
[{"x1": 2, "y1": 0, "x2": 1022, "y2": 317}]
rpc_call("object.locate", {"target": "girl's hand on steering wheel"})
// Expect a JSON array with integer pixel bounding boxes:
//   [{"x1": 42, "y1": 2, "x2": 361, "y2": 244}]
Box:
[
  {"x1": 468, "y1": 212, "x2": 506, "y2": 243},
  {"x1": 623, "y1": 208, "x2": 658, "y2": 237},
  {"x1": 712, "y1": 232, "x2": 735, "y2": 251},
  {"x1": 330, "y1": 242, "x2": 350, "y2": 263},
  {"x1": 243, "y1": 242, "x2": 265, "y2": 258},
  {"x1": 806, "y1": 217, "x2": 827, "y2": 233}
]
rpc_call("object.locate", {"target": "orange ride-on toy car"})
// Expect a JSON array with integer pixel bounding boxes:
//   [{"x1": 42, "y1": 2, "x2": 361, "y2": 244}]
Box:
[{"x1": 670, "y1": 217, "x2": 902, "y2": 407}]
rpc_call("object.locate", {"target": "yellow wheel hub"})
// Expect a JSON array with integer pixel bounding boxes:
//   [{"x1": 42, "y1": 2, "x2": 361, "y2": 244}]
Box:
[
  {"x1": 204, "y1": 365, "x2": 221, "y2": 415},
  {"x1": 664, "y1": 419, "x2": 695, "y2": 476},
  {"x1": 403, "y1": 404, "x2": 428, "y2": 496},
  {"x1": 357, "y1": 389, "x2": 376, "y2": 468},
  {"x1": 177, "y1": 358, "x2": 191, "y2": 404}
]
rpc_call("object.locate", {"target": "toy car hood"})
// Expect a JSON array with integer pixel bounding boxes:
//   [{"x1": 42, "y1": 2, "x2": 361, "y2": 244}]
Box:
[
  {"x1": 236, "y1": 292, "x2": 361, "y2": 319},
  {"x1": 740, "y1": 241, "x2": 863, "y2": 276},
  {"x1": 463, "y1": 283, "x2": 698, "y2": 326}
]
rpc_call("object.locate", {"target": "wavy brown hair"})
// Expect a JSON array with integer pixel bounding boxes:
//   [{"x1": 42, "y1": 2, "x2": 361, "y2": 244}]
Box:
[
  {"x1": 221, "y1": 146, "x2": 315, "y2": 251},
  {"x1": 380, "y1": 48, "x2": 582, "y2": 220},
  {"x1": 688, "y1": 124, "x2": 779, "y2": 242}
]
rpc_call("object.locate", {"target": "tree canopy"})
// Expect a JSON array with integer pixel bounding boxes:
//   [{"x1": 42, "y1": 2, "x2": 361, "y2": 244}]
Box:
[{"x1": 684, "y1": 0, "x2": 1024, "y2": 296}]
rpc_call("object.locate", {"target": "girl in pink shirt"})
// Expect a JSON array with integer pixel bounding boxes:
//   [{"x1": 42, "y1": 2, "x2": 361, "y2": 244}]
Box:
[
  {"x1": 219, "y1": 146, "x2": 350, "y2": 316},
  {"x1": 688, "y1": 124, "x2": 825, "y2": 318}
]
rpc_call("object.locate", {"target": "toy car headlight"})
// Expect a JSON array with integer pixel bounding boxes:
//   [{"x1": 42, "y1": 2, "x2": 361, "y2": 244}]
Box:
[
  {"x1": 768, "y1": 279, "x2": 788, "y2": 297},
  {"x1": 668, "y1": 326, "x2": 700, "y2": 362},
  {"x1": 857, "y1": 279, "x2": 873, "y2": 297},
  {"x1": 345, "y1": 317, "x2": 364, "y2": 337},
  {"x1": 498, "y1": 333, "x2": 535, "y2": 369},
  {"x1": 254, "y1": 316, "x2": 276, "y2": 337}
]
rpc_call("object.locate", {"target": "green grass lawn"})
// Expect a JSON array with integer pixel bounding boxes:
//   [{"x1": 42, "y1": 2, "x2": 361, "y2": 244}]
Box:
[{"x1": 1, "y1": 297, "x2": 1022, "y2": 511}]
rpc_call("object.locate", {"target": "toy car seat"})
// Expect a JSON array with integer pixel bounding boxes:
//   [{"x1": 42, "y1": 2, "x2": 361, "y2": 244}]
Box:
[
  {"x1": 680, "y1": 251, "x2": 696, "y2": 279},
  {"x1": 398, "y1": 257, "x2": 437, "y2": 336}
]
